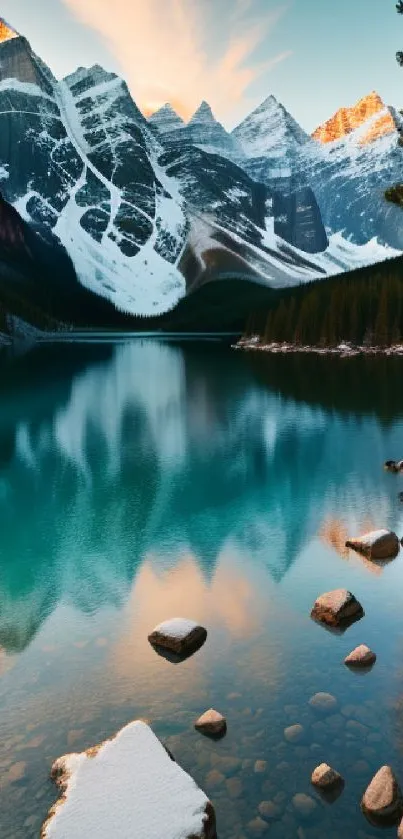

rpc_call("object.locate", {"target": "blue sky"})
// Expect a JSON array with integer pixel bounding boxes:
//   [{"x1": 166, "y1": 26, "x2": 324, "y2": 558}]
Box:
[{"x1": 1, "y1": 0, "x2": 401, "y2": 130}]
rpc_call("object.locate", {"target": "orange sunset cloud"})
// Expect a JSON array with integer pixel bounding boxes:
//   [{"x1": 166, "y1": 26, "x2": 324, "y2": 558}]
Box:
[{"x1": 61, "y1": 0, "x2": 291, "y2": 124}]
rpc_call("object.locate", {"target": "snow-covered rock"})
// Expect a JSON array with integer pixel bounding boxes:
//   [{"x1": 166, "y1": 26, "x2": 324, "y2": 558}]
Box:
[
  {"x1": 41, "y1": 720, "x2": 217, "y2": 839},
  {"x1": 345, "y1": 529, "x2": 399, "y2": 559},
  {"x1": 195, "y1": 709, "x2": 227, "y2": 738},
  {"x1": 311, "y1": 589, "x2": 364, "y2": 628},
  {"x1": 148, "y1": 618, "x2": 207, "y2": 656},
  {"x1": 344, "y1": 644, "x2": 377, "y2": 668}
]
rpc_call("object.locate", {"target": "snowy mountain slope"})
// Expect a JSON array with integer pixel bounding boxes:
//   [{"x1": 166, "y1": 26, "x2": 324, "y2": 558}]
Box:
[
  {"x1": 301, "y1": 115, "x2": 403, "y2": 249},
  {"x1": 230, "y1": 95, "x2": 311, "y2": 189},
  {"x1": 0, "y1": 33, "x2": 188, "y2": 316}
]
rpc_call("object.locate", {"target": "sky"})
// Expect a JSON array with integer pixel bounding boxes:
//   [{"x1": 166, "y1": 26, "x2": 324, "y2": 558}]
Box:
[{"x1": 1, "y1": 0, "x2": 401, "y2": 131}]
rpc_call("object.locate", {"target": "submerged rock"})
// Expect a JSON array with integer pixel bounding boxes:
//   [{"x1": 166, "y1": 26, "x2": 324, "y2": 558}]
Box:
[
  {"x1": 311, "y1": 589, "x2": 363, "y2": 628},
  {"x1": 345, "y1": 529, "x2": 399, "y2": 560},
  {"x1": 284, "y1": 724, "x2": 305, "y2": 743},
  {"x1": 309, "y1": 693, "x2": 338, "y2": 715},
  {"x1": 361, "y1": 765, "x2": 403, "y2": 825},
  {"x1": 41, "y1": 720, "x2": 217, "y2": 839},
  {"x1": 195, "y1": 710, "x2": 227, "y2": 738},
  {"x1": 384, "y1": 460, "x2": 400, "y2": 473},
  {"x1": 344, "y1": 645, "x2": 376, "y2": 668},
  {"x1": 292, "y1": 793, "x2": 318, "y2": 819},
  {"x1": 148, "y1": 618, "x2": 207, "y2": 658},
  {"x1": 311, "y1": 763, "x2": 343, "y2": 790}
]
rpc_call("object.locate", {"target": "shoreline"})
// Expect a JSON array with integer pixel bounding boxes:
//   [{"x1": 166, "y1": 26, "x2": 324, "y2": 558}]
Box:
[{"x1": 234, "y1": 339, "x2": 403, "y2": 357}]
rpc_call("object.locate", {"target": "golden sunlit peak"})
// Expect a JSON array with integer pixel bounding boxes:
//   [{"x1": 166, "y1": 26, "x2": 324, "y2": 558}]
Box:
[{"x1": 0, "y1": 17, "x2": 18, "y2": 43}]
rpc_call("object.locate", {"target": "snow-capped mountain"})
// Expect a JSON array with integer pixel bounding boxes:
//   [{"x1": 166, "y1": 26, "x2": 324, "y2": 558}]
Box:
[
  {"x1": 303, "y1": 92, "x2": 403, "y2": 249},
  {"x1": 0, "y1": 17, "x2": 400, "y2": 324},
  {"x1": 0, "y1": 28, "x2": 188, "y2": 316},
  {"x1": 148, "y1": 102, "x2": 185, "y2": 134},
  {"x1": 150, "y1": 100, "x2": 242, "y2": 161},
  {"x1": 231, "y1": 95, "x2": 311, "y2": 188}
]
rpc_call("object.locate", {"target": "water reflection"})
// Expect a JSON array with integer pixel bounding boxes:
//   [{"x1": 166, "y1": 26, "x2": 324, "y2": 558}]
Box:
[{"x1": 1, "y1": 341, "x2": 403, "y2": 654}]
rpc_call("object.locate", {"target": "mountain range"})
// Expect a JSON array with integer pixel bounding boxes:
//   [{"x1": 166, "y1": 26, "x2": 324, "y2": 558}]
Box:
[{"x1": 0, "y1": 16, "x2": 401, "y2": 332}]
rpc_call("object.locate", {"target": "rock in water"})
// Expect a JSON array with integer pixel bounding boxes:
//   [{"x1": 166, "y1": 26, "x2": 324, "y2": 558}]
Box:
[
  {"x1": 148, "y1": 618, "x2": 207, "y2": 657},
  {"x1": 384, "y1": 460, "x2": 399, "y2": 472},
  {"x1": 41, "y1": 720, "x2": 217, "y2": 839},
  {"x1": 361, "y1": 765, "x2": 403, "y2": 825},
  {"x1": 309, "y1": 693, "x2": 338, "y2": 715},
  {"x1": 195, "y1": 710, "x2": 227, "y2": 738},
  {"x1": 345, "y1": 529, "x2": 399, "y2": 560},
  {"x1": 311, "y1": 589, "x2": 363, "y2": 627},
  {"x1": 311, "y1": 763, "x2": 343, "y2": 790},
  {"x1": 344, "y1": 644, "x2": 376, "y2": 668}
]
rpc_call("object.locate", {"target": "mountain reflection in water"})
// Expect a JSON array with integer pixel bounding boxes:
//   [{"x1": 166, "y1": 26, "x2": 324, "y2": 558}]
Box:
[{"x1": 0, "y1": 341, "x2": 403, "y2": 654}]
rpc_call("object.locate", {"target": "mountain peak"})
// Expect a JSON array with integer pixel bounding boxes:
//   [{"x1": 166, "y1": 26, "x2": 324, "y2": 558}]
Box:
[
  {"x1": 0, "y1": 18, "x2": 18, "y2": 43},
  {"x1": 189, "y1": 101, "x2": 216, "y2": 125},
  {"x1": 232, "y1": 94, "x2": 308, "y2": 158},
  {"x1": 312, "y1": 91, "x2": 396, "y2": 145},
  {"x1": 148, "y1": 102, "x2": 184, "y2": 133}
]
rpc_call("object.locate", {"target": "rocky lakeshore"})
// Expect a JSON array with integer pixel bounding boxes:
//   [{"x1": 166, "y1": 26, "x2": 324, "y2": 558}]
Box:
[{"x1": 234, "y1": 338, "x2": 403, "y2": 357}]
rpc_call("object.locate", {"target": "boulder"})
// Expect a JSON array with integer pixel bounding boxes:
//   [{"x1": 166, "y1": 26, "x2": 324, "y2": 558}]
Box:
[
  {"x1": 311, "y1": 763, "x2": 343, "y2": 790},
  {"x1": 309, "y1": 693, "x2": 338, "y2": 715},
  {"x1": 41, "y1": 720, "x2": 217, "y2": 839},
  {"x1": 345, "y1": 529, "x2": 399, "y2": 560},
  {"x1": 344, "y1": 644, "x2": 376, "y2": 668},
  {"x1": 384, "y1": 460, "x2": 399, "y2": 472},
  {"x1": 311, "y1": 589, "x2": 363, "y2": 627},
  {"x1": 148, "y1": 618, "x2": 207, "y2": 657},
  {"x1": 361, "y1": 765, "x2": 403, "y2": 825},
  {"x1": 195, "y1": 710, "x2": 227, "y2": 738}
]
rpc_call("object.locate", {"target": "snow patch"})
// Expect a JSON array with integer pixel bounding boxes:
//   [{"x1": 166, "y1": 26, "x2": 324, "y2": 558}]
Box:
[{"x1": 42, "y1": 720, "x2": 214, "y2": 839}]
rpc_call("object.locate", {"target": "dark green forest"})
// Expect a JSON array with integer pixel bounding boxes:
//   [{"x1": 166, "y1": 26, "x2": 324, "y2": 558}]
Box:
[{"x1": 244, "y1": 255, "x2": 403, "y2": 346}]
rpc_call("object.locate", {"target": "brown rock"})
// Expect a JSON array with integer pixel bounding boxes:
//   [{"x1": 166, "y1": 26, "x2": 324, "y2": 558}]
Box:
[
  {"x1": 195, "y1": 709, "x2": 226, "y2": 737},
  {"x1": 361, "y1": 765, "x2": 403, "y2": 824},
  {"x1": 311, "y1": 589, "x2": 363, "y2": 627},
  {"x1": 148, "y1": 618, "x2": 207, "y2": 656},
  {"x1": 345, "y1": 529, "x2": 399, "y2": 560},
  {"x1": 226, "y1": 778, "x2": 243, "y2": 799},
  {"x1": 344, "y1": 645, "x2": 376, "y2": 668},
  {"x1": 254, "y1": 760, "x2": 267, "y2": 774},
  {"x1": 311, "y1": 763, "x2": 343, "y2": 789}
]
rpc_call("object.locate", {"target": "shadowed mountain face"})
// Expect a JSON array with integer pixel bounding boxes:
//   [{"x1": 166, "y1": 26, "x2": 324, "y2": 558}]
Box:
[{"x1": 1, "y1": 340, "x2": 403, "y2": 651}]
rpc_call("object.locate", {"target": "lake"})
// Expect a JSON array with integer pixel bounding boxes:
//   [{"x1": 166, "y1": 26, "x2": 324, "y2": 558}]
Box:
[{"x1": 1, "y1": 339, "x2": 403, "y2": 838}]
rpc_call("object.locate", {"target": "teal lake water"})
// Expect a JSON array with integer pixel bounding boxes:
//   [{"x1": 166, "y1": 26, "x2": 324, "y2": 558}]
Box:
[{"x1": 2, "y1": 341, "x2": 403, "y2": 838}]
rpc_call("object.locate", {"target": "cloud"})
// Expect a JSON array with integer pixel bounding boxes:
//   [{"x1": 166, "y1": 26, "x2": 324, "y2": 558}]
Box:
[{"x1": 61, "y1": 0, "x2": 291, "y2": 124}]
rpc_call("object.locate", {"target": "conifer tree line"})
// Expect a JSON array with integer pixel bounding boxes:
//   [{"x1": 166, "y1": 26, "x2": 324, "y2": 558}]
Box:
[{"x1": 244, "y1": 257, "x2": 403, "y2": 347}]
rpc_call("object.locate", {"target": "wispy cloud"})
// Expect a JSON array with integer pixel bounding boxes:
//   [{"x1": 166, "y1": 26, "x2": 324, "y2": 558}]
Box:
[{"x1": 61, "y1": 0, "x2": 291, "y2": 123}]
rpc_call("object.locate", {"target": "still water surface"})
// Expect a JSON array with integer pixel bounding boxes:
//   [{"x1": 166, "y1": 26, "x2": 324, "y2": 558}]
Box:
[{"x1": 1, "y1": 341, "x2": 403, "y2": 838}]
